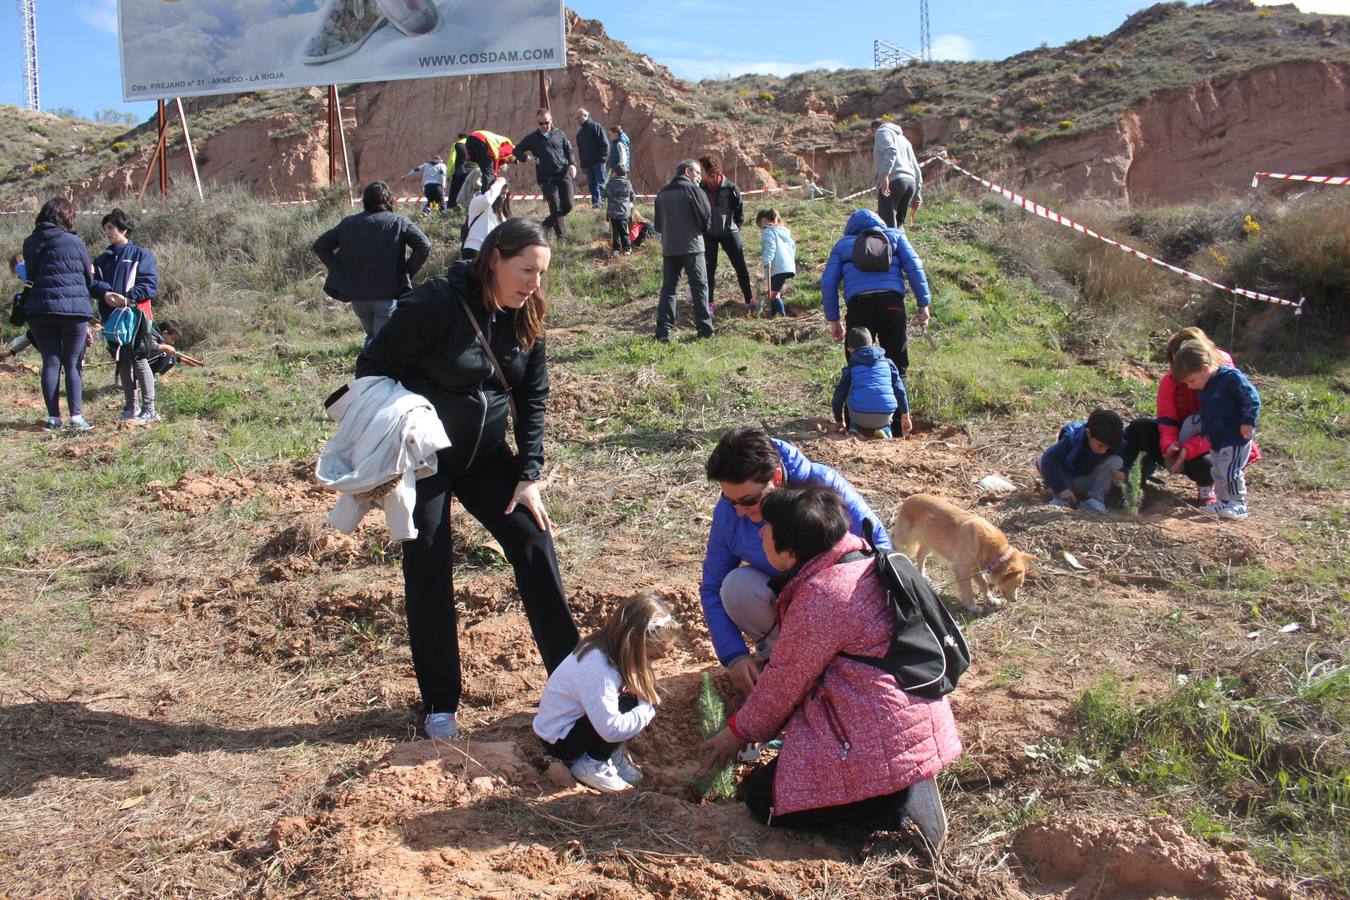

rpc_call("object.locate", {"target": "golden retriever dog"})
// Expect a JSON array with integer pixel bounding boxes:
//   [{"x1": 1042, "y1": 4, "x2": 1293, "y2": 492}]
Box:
[{"x1": 893, "y1": 494, "x2": 1031, "y2": 613}]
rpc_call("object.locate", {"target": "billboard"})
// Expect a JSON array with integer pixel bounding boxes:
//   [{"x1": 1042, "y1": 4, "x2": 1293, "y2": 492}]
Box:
[{"x1": 118, "y1": 0, "x2": 567, "y2": 102}]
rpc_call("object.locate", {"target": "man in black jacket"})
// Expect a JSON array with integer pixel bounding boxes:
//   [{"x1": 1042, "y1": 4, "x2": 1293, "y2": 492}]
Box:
[
  {"x1": 574, "y1": 108, "x2": 610, "y2": 210},
  {"x1": 313, "y1": 181, "x2": 432, "y2": 348},
  {"x1": 515, "y1": 109, "x2": 576, "y2": 239},
  {"x1": 653, "y1": 160, "x2": 714, "y2": 342}
]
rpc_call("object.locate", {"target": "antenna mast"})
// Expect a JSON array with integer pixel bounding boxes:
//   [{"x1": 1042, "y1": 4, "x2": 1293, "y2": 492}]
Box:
[
  {"x1": 19, "y1": 0, "x2": 40, "y2": 110},
  {"x1": 920, "y1": 0, "x2": 932, "y2": 62}
]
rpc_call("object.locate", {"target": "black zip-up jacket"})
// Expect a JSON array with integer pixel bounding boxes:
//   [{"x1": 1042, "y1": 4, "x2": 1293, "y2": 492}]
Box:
[
  {"x1": 514, "y1": 128, "x2": 575, "y2": 185},
  {"x1": 313, "y1": 210, "x2": 432, "y2": 302},
  {"x1": 355, "y1": 263, "x2": 549, "y2": 482},
  {"x1": 702, "y1": 176, "x2": 744, "y2": 237},
  {"x1": 653, "y1": 173, "x2": 711, "y2": 256},
  {"x1": 575, "y1": 119, "x2": 609, "y2": 167}
]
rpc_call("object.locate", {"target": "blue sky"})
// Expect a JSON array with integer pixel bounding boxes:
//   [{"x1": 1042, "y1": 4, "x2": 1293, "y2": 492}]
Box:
[{"x1": 1, "y1": 0, "x2": 1345, "y2": 119}]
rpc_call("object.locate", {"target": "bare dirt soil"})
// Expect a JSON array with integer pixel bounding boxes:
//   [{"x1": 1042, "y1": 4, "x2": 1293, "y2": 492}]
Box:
[{"x1": 0, "y1": 347, "x2": 1339, "y2": 898}]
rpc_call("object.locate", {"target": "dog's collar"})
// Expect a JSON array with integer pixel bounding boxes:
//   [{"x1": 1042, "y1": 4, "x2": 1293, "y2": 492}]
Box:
[{"x1": 987, "y1": 549, "x2": 1016, "y2": 575}]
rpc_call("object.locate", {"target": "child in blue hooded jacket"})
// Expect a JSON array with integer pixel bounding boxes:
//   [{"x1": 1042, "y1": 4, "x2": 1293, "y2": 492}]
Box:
[
  {"x1": 756, "y1": 208, "x2": 796, "y2": 317},
  {"x1": 1038, "y1": 408, "x2": 1127, "y2": 513},
  {"x1": 1170, "y1": 339, "x2": 1261, "y2": 520},
  {"x1": 832, "y1": 327, "x2": 910, "y2": 438}
]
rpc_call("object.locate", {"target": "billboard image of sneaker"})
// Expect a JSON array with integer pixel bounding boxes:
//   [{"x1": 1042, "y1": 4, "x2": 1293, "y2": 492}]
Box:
[
  {"x1": 377, "y1": 0, "x2": 440, "y2": 35},
  {"x1": 301, "y1": 0, "x2": 388, "y2": 65}
]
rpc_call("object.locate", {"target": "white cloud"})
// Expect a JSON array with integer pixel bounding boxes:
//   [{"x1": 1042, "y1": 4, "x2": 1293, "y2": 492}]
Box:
[
  {"x1": 77, "y1": 0, "x2": 118, "y2": 35},
  {"x1": 660, "y1": 57, "x2": 849, "y2": 81},
  {"x1": 1253, "y1": 0, "x2": 1350, "y2": 12},
  {"x1": 930, "y1": 34, "x2": 977, "y2": 62}
]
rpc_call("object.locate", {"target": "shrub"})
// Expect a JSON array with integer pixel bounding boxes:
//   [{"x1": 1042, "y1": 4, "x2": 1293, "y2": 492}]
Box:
[
  {"x1": 111, "y1": 141, "x2": 129, "y2": 152},
  {"x1": 758, "y1": 91, "x2": 775, "y2": 103},
  {"x1": 1058, "y1": 119, "x2": 1075, "y2": 129}
]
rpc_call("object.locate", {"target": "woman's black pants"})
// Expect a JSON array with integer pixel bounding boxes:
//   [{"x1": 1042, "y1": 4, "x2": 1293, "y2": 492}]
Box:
[
  {"x1": 743, "y1": 758, "x2": 908, "y2": 828},
  {"x1": 704, "y1": 231, "x2": 754, "y2": 307},
  {"x1": 402, "y1": 442, "x2": 579, "y2": 713},
  {"x1": 541, "y1": 694, "x2": 639, "y2": 763},
  {"x1": 1123, "y1": 418, "x2": 1214, "y2": 487}
]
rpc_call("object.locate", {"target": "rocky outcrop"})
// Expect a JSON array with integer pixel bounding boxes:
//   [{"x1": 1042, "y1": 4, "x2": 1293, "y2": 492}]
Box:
[{"x1": 1011, "y1": 60, "x2": 1350, "y2": 204}]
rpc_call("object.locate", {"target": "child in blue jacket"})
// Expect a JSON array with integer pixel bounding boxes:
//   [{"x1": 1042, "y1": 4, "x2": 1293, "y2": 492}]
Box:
[
  {"x1": 832, "y1": 327, "x2": 910, "y2": 438},
  {"x1": 756, "y1": 209, "x2": 796, "y2": 317},
  {"x1": 1038, "y1": 408, "x2": 1126, "y2": 513},
  {"x1": 1171, "y1": 340, "x2": 1261, "y2": 520}
]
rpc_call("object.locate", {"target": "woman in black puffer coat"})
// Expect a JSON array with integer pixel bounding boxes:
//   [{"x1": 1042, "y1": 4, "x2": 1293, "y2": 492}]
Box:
[{"x1": 355, "y1": 218, "x2": 579, "y2": 740}]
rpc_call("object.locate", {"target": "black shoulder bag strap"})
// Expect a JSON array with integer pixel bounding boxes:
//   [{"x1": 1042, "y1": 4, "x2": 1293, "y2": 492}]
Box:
[{"x1": 458, "y1": 295, "x2": 518, "y2": 425}]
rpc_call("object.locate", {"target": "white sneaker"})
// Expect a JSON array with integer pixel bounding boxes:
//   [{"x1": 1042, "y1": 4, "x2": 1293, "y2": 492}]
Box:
[
  {"x1": 609, "y1": 748, "x2": 644, "y2": 784},
  {"x1": 376, "y1": 0, "x2": 439, "y2": 35},
  {"x1": 1047, "y1": 497, "x2": 1071, "y2": 508},
  {"x1": 423, "y1": 711, "x2": 457, "y2": 739},
  {"x1": 901, "y1": 776, "x2": 947, "y2": 853},
  {"x1": 1216, "y1": 500, "x2": 1248, "y2": 520},
  {"x1": 1080, "y1": 498, "x2": 1107, "y2": 513},
  {"x1": 301, "y1": 0, "x2": 388, "y2": 65},
  {"x1": 570, "y1": 754, "x2": 631, "y2": 792}
]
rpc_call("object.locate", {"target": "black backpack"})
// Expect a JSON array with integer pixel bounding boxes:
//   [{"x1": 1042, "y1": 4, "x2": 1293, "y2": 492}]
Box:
[
  {"x1": 835, "y1": 520, "x2": 971, "y2": 698},
  {"x1": 851, "y1": 228, "x2": 892, "y2": 272}
]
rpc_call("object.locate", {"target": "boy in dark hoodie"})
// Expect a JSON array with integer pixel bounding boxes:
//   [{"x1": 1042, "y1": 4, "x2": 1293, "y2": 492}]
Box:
[
  {"x1": 832, "y1": 327, "x2": 910, "y2": 439},
  {"x1": 1038, "y1": 408, "x2": 1126, "y2": 513},
  {"x1": 603, "y1": 165, "x2": 636, "y2": 256}
]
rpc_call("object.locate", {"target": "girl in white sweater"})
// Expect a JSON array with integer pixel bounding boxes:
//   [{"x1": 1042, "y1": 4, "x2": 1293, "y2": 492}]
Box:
[{"x1": 533, "y1": 594, "x2": 675, "y2": 792}]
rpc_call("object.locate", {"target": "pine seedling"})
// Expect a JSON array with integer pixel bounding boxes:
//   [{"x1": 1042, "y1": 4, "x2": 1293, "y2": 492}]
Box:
[
  {"x1": 698, "y1": 672, "x2": 737, "y2": 801},
  {"x1": 1123, "y1": 456, "x2": 1142, "y2": 516}
]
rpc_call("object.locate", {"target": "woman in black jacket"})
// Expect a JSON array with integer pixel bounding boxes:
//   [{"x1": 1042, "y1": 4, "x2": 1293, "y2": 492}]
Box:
[
  {"x1": 698, "y1": 155, "x2": 755, "y2": 313},
  {"x1": 355, "y1": 218, "x2": 579, "y2": 740}
]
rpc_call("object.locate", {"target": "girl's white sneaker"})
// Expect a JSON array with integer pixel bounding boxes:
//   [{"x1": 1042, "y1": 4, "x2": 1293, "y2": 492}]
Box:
[{"x1": 570, "y1": 754, "x2": 630, "y2": 792}]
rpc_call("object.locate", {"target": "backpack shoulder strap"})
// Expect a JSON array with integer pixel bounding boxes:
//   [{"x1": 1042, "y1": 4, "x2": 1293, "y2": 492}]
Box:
[{"x1": 457, "y1": 295, "x2": 518, "y2": 423}]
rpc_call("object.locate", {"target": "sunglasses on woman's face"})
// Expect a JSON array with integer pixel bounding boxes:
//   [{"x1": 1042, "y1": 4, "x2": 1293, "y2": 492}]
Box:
[{"x1": 723, "y1": 486, "x2": 769, "y2": 508}]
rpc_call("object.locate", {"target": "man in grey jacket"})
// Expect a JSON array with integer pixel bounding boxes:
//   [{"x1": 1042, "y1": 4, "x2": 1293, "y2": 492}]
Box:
[
  {"x1": 872, "y1": 120, "x2": 923, "y2": 228},
  {"x1": 313, "y1": 181, "x2": 432, "y2": 348},
  {"x1": 652, "y1": 160, "x2": 714, "y2": 342}
]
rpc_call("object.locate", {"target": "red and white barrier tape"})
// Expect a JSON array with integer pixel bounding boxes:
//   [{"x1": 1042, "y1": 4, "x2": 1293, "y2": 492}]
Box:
[
  {"x1": 1252, "y1": 172, "x2": 1349, "y2": 188},
  {"x1": 937, "y1": 157, "x2": 1304, "y2": 315},
  {"x1": 838, "y1": 155, "x2": 944, "y2": 203}
]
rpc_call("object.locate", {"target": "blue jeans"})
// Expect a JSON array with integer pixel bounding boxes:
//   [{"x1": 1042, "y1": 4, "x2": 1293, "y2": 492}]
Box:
[
  {"x1": 584, "y1": 162, "x2": 606, "y2": 207},
  {"x1": 351, "y1": 299, "x2": 398, "y2": 350}
]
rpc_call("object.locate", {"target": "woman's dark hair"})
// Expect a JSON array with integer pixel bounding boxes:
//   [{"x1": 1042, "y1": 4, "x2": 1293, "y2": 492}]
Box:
[
  {"x1": 158, "y1": 318, "x2": 182, "y2": 337},
  {"x1": 705, "y1": 426, "x2": 780, "y2": 484},
  {"x1": 470, "y1": 218, "x2": 549, "y2": 351},
  {"x1": 698, "y1": 155, "x2": 722, "y2": 179},
  {"x1": 760, "y1": 485, "x2": 850, "y2": 563},
  {"x1": 362, "y1": 181, "x2": 394, "y2": 213},
  {"x1": 492, "y1": 180, "x2": 512, "y2": 219},
  {"x1": 36, "y1": 198, "x2": 76, "y2": 233},
  {"x1": 101, "y1": 208, "x2": 134, "y2": 234}
]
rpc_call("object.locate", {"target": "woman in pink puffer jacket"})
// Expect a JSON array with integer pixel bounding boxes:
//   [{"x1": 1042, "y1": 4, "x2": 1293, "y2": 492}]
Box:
[{"x1": 700, "y1": 484, "x2": 962, "y2": 846}]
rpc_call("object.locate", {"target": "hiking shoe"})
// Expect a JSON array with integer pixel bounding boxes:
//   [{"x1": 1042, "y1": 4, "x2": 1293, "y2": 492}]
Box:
[
  {"x1": 1216, "y1": 500, "x2": 1248, "y2": 520},
  {"x1": 901, "y1": 776, "x2": 948, "y2": 854},
  {"x1": 1047, "y1": 497, "x2": 1072, "y2": 508},
  {"x1": 1197, "y1": 485, "x2": 1218, "y2": 506},
  {"x1": 609, "y1": 748, "x2": 644, "y2": 785},
  {"x1": 138, "y1": 410, "x2": 162, "y2": 425},
  {"x1": 570, "y1": 754, "x2": 630, "y2": 792},
  {"x1": 120, "y1": 409, "x2": 140, "y2": 422},
  {"x1": 67, "y1": 416, "x2": 94, "y2": 432},
  {"x1": 43, "y1": 417, "x2": 62, "y2": 431},
  {"x1": 301, "y1": 0, "x2": 387, "y2": 65},
  {"x1": 423, "y1": 711, "x2": 458, "y2": 739},
  {"x1": 1080, "y1": 498, "x2": 1107, "y2": 513}
]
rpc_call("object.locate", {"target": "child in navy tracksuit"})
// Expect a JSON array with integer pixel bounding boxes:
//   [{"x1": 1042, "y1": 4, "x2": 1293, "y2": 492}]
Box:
[
  {"x1": 1039, "y1": 408, "x2": 1126, "y2": 513},
  {"x1": 1170, "y1": 340, "x2": 1260, "y2": 520},
  {"x1": 832, "y1": 327, "x2": 910, "y2": 438}
]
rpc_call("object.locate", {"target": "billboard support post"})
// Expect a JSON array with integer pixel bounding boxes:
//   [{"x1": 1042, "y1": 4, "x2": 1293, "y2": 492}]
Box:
[
  {"x1": 138, "y1": 101, "x2": 171, "y2": 202},
  {"x1": 175, "y1": 99, "x2": 205, "y2": 201},
  {"x1": 157, "y1": 100, "x2": 168, "y2": 195},
  {"x1": 327, "y1": 85, "x2": 339, "y2": 185},
  {"x1": 538, "y1": 71, "x2": 549, "y2": 111}
]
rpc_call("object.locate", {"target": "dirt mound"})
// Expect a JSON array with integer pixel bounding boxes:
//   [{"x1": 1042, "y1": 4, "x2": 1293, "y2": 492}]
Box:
[{"x1": 1014, "y1": 815, "x2": 1295, "y2": 898}]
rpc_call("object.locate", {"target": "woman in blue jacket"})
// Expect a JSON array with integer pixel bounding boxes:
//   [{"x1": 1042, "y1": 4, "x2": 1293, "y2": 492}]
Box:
[
  {"x1": 700, "y1": 426, "x2": 891, "y2": 694},
  {"x1": 91, "y1": 208, "x2": 161, "y2": 423},
  {"x1": 21, "y1": 198, "x2": 94, "y2": 431}
]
